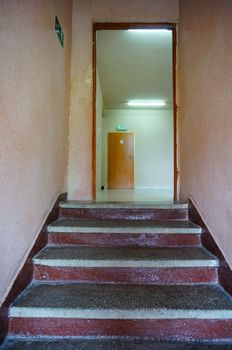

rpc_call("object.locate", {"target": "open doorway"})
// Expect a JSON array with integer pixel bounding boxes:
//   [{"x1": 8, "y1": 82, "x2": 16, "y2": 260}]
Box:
[{"x1": 93, "y1": 23, "x2": 177, "y2": 202}]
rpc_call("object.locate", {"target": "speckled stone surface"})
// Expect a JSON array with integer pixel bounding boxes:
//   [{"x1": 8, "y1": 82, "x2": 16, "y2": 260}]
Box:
[
  {"x1": 60, "y1": 201, "x2": 188, "y2": 209},
  {"x1": 10, "y1": 283, "x2": 232, "y2": 319},
  {"x1": 2, "y1": 338, "x2": 232, "y2": 349},
  {"x1": 47, "y1": 219, "x2": 201, "y2": 234},
  {"x1": 33, "y1": 246, "x2": 218, "y2": 268}
]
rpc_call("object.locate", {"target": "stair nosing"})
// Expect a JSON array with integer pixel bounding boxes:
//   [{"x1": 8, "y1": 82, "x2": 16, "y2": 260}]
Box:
[
  {"x1": 47, "y1": 220, "x2": 202, "y2": 234},
  {"x1": 47, "y1": 227, "x2": 202, "y2": 234},
  {"x1": 59, "y1": 201, "x2": 188, "y2": 210},
  {"x1": 33, "y1": 258, "x2": 218, "y2": 268},
  {"x1": 9, "y1": 306, "x2": 232, "y2": 320}
]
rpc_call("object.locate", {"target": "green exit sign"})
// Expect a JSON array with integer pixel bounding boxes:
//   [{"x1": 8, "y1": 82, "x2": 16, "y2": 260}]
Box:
[{"x1": 55, "y1": 16, "x2": 64, "y2": 47}]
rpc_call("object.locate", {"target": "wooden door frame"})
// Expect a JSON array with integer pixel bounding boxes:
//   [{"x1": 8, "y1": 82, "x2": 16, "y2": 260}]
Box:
[{"x1": 92, "y1": 22, "x2": 178, "y2": 200}]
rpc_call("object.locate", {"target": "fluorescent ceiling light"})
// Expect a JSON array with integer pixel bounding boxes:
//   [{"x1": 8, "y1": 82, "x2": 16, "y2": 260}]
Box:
[
  {"x1": 128, "y1": 29, "x2": 170, "y2": 33},
  {"x1": 127, "y1": 100, "x2": 166, "y2": 107}
]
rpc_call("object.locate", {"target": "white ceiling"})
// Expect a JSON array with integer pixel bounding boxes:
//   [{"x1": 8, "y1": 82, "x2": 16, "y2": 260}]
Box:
[{"x1": 96, "y1": 30, "x2": 173, "y2": 110}]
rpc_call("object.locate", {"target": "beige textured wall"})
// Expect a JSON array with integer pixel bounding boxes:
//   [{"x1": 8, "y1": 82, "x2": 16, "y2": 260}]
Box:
[
  {"x1": 179, "y1": 0, "x2": 232, "y2": 267},
  {"x1": 0, "y1": 0, "x2": 72, "y2": 304},
  {"x1": 68, "y1": 0, "x2": 179, "y2": 199}
]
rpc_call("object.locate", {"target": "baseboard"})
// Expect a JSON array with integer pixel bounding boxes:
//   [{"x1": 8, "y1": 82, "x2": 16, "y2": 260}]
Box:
[
  {"x1": 188, "y1": 197, "x2": 232, "y2": 296},
  {"x1": 0, "y1": 192, "x2": 67, "y2": 344}
]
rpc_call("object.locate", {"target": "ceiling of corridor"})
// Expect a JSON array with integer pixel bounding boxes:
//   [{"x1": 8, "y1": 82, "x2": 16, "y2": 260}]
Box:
[{"x1": 96, "y1": 30, "x2": 173, "y2": 110}]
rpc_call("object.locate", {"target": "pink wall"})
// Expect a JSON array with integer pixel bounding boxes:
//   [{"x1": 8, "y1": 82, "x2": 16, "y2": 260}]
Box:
[
  {"x1": 0, "y1": 0, "x2": 72, "y2": 304},
  {"x1": 179, "y1": 0, "x2": 232, "y2": 268},
  {"x1": 68, "y1": 0, "x2": 179, "y2": 199}
]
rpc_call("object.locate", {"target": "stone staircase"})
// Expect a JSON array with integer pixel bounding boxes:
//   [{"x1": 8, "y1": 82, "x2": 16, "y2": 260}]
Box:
[{"x1": 2, "y1": 201, "x2": 232, "y2": 349}]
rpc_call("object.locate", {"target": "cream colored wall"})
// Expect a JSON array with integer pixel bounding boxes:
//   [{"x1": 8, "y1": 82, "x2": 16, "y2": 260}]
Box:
[
  {"x1": 179, "y1": 0, "x2": 232, "y2": 268},
  {"x1": 0, "y1": 0, "x2": 72, "y2": 304},
  {"x1": 102, "y1": 109, "x2": 174, "y2": 190},
  {"x1": 96, "y1": 71, "x2": 104, "y2": 191},
  {"x1": 68, "y1": 0, "x2": 179, "y2": 199}
]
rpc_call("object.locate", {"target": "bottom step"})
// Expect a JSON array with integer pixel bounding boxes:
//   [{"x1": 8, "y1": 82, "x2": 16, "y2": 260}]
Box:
[
  {"x1": 2, "y1": 338, "x2": 232, "y2": 350},
  {"x1": 8, "y1": 283, "x2": 232, "y2": 341}
]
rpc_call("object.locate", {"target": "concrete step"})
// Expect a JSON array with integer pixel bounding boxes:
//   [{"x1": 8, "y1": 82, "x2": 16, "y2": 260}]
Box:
[
  {"x1": 2, "y1": 338, "x2": 232, "y2": 350},
  {"x1": 59, "y1": 201, "x2": 188, "y2": 221},
  {"x1": 47, "y1": 219, "x2": 202, "y2": 247},
  {"x1": 34, "y1": 246, "x2": 217, "y2": 268},
  {"x1": 9, "y1": 283, "x2": 232, "y2": 340},
  {"x1": 10, "y1": 283, "x2": 232, "y2": 319},
  {"x1": 33, "y1": 246, "x2": 218, "y2": 284},
  {"x1": 60, "y1": 201, "x2": 188, "y2": 209},
  {"x1": 48, "y1": 219, "x2": 201, "y2": 234}
]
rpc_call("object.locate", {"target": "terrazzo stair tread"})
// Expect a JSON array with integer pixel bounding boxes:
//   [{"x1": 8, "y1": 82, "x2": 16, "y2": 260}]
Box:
[
  {"x1": 2, "y1": 338, "x2": 232, "y2": 350},
  {"x1": 10, "y1": 283, "x2": 232, "y2": 319},
  {"x1": 59, "y1": 201, "x2": 188, "y2": 221},
  {"x1": 33, "y1": 246, "x2": 218, "y2": 268},
  {"x1": 60, "y1": 200, "x2": 188, "y2": 209},
  {"x1": 47, "y1": 219, "x2": 201, "y2": 234}
]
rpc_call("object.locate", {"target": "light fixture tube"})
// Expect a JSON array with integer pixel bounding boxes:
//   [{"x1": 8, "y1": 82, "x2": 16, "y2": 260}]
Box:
[
  {"x1": 127, "y1": 100, "x2": 166, "y2": 107},
  {"x1": 128, "y1": 29, "x2": 170, "y2": 33}
]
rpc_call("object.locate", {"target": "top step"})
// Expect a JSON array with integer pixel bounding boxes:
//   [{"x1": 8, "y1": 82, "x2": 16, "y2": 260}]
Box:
[
  {"x1": 60, "y1": 201, "x2": 188, "y2": 209},
  {"x1": 59, "y1": 201, "x2": 188, "y2": 221}
]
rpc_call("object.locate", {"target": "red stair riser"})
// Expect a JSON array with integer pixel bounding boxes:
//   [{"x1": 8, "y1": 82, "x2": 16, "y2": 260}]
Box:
[
  {"x1": 33, "y1": 266, "x2": 218, "y2": 284},
  {"x1": 59, "y1": 208, "x2": 188, "y2": 221},
  {"x1": 9, "y1": 318, "x2": 232, "y2": 341},
  {"x1": 48, "y1": 233, "x2": 201, "y2": 247}
]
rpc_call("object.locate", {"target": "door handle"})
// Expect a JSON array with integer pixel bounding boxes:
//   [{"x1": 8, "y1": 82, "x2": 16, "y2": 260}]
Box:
[{"x1": 129, "y1": 154, "x2": 134, "y2": 160}]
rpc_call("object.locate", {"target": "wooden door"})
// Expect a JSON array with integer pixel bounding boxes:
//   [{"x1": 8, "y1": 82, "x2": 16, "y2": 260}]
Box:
[{"x1": 108, "y1": 132, "x2": 134, "y2": 189}]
